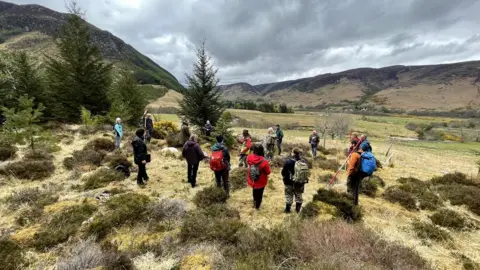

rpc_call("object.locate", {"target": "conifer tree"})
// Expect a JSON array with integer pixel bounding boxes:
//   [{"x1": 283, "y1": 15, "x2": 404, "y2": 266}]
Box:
[
  {"x1": 178, "y1": 41, "x2": 224, "y2": 127},
  {"x1": 46, "y1": 2, "x2": 112, "y2": 122},
  {"x1": 108, "y1": 71, "x2": 147, "y2": 125}
]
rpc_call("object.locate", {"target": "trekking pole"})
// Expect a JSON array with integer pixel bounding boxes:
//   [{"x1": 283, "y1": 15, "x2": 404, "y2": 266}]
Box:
[{"x1": 326, "y1": 139, "x2": 362, "y2": 188}]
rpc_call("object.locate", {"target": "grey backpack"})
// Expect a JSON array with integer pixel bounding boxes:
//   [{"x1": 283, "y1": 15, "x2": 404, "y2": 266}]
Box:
[{"x1": 249, "y1": 159, "x2": 265, "y2": 182}]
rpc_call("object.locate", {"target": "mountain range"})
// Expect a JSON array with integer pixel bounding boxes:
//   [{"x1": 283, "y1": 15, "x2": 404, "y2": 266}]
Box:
[
  {"x1": 0, "y1": 0, "x2": 182, "y2": 91},
  {"x1": 218, "y1": 61, "x2": 480, "y2": 112}
]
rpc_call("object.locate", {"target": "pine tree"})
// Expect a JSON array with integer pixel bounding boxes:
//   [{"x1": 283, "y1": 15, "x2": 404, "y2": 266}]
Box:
[
  {"x1": 108, "y1": 71, "x2": 147, "y2": 125},
  {"x1": 178, "y1": 41, "x2": 224, "y2": 127},
  {"x1": 2, "y1": 95, "x2": 45, "y2": 150},
  {"x1": 46, "y1": 3, "x2": 112, "y2": 122}
]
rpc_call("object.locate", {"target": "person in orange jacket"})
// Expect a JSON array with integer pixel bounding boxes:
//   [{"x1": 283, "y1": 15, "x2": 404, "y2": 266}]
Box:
[
  {"x1": 237, "y1": 129, "x2": 252, "y2": 167},
  {"x1": 247, "y1": 144, "x2": 271, "y2": 210},
  {"x1": 346, "y1": 140, "x2": 368, "y2": 206}
]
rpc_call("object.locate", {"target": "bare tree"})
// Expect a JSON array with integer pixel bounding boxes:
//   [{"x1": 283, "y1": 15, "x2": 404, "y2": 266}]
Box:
[
  {"x1": 329, "y1": 113, "x2": 353, "y2": 140},
  {"x1": 315, "y1": 113, "x2": 331, "y2": 148}
]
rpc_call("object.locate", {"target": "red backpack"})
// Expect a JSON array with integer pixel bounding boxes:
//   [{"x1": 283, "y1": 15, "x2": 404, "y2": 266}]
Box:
[{"x1": 210, "y1": 150, "x2": 226, "y2": 171}]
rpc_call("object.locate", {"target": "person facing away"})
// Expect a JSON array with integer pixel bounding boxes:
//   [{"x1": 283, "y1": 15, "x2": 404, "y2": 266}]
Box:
[
  {"x1": 346, "y1": 142, "x2": 369, "y2": 206},
  {"x1": 238, "y1": 129, "x2": 252, "y2": 168},
  {"x1": 181, "y1": 119, "x2": 191, "y2": 145},
  {"x1": 247, "y1": 144, "x2": 271, "y2": 210},
  {"x1": 132, "y1": 129, "x2": 149, "y2": 185},
  {"x1": 114, "y1": 117, "x2": 123, "y2": 149},
  {"x1": 210, "y1": 135, "x2": 231, "y2": 197},
  {"x1": 281, "y1": 148, "x2": 309, "y2": 213},
  {"x1": 359, "y1": 135, "x2": 372, "y2": 153},
  {"x1": 182, "y1": 134, "x2": 205, "y2": 188},
  {"x1": 143, "y1": 113, "x2": 154, "y2": 143},
  {"x1": 309, "y1": 130, "x2": 320, "y2": 158},
  {"x1": 205, "y1": 120, "x2": 213, "y2": 136},
  {"x1": 264, "y1": 127, "x2": 277, "y2": 160},
  {"x1": 275, "y1": 125, "x2": 284, "y2": 155}
]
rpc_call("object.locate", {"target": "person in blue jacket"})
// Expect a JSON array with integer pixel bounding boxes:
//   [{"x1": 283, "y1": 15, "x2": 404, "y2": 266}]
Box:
[{"x1": 114, "y1": 118, "x2": 123, "y2": 149}]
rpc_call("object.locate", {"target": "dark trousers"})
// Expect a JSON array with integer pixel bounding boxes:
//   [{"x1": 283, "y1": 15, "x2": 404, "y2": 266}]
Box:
[
  {"x1": 187, "y1": 163, "x2": 199, "y2": 187},
  {"x1": 137, "y1": 163, "x2": 148, "y2": 184},
  {"x1": 252, "y1": 187, "x2": 265, "y2": 209},
  {"x1": 277, "y1": 140, "x2": 283, "y2": 155},
  {"x1": 206, "y1": 130, "x2": 211, "y2": 136},
  {"x1": 347, "y1": 173, "x2": 365, "y2": 206},
  {"x1": 214, "y1": 170, "x2": 230, "y2": 196},
  {"x1": 311, "y1": 144, "x2": 317, "y2": 157}
]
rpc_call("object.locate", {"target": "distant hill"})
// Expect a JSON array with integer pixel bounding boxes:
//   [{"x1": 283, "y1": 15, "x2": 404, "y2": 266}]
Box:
[
  {"x1": 0, "y1": 0, "x2": 183, "y2": 91},
  {"x1": 218, "y1": 61, "x2": 480, "y2": 112}
]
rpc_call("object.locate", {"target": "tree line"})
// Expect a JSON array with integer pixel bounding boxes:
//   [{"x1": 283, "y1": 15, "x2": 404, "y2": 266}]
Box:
[
  {"x1": 224, "y1": 100, "x2": 294, "y2": 113},
  {"x1": 0, "y1": 3, "x2": 147, "y2": 126}
]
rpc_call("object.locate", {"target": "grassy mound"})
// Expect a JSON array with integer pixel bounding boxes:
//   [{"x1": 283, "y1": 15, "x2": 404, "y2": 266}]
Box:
[
  {"x1": 193, "y1": 186, "x2": 228, "y2": 208},
  {"x1": 6, "y1": 186, "x2": 59, "y2": 226},
  {"x1": 0, "y1": 159, "x2": 55, "y2": 180},
  {"x1": 314, "y1": 159, "x2": 340, "y2": 171},
  {"x1": 82, "y1": 168, "x2": 124, "y2": 190},
  {"x1": 383, "y1": 187, "x2": 418, "y2": 210},
  {"x1": 103, "y1": 154, "x2": 132, "y2": 169},
  {"x1": 430, "y1": 209, "x2": 468, "y2": 231},
  {"x1": 359, "y1": 175, "x2": 386, "y2": 197},
  {"x1": 64, "y1": 149, "x2": 104, "y2": 170},
  {"x1": 383, "y1": 177, "x2": 443, "y2": 211},
  {"x1": 412, "y1": 221, "x2": 452, "y2": 242},
  {"x1": 0, "y1": 143, "x2": 17, "y2": 161},
  {"x1": 312, "y1": 189, "x2": 362, "y2": 222},
  {"x1": 84, "y1": 138, "x2": 116, "y2": 152},
  {"x1": 229, "y1": 167, "x2": 248, "y2": 191}
]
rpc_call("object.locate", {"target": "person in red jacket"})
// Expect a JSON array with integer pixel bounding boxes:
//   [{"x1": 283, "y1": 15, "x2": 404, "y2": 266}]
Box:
[{"x1": 247, "y1": 144, "x2": 271, "y2": 210}]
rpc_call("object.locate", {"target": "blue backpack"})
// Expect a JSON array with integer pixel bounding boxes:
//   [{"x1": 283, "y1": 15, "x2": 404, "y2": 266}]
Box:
[{"x1": 359, "y1": 152, "x2": 376, "y2": 176}]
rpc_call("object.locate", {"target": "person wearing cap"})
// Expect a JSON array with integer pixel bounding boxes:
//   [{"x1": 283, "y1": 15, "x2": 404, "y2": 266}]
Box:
[
  {"x1": 346, "y1": 142, "x2": 369, "y2": 205},
  {"x1": 114, "y1": 117, "x2": 123, "y2": 149},
  {"x1": 211, "y1": 135, "x2": 231, "y2": 196},
  {"x1": 237, "y1": 129, "x2": 252, "y2": 167}
]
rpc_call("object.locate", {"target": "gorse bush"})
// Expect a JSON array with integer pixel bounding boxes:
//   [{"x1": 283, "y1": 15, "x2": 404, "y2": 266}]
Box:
[
  {"x1": 193, "y1": 186, "x2": 228, "y2": 208},
  {"x1": 229, "y1": 167, "x2": 248, "y2": 191},
  {"x1": 32, "y1": 202, "x2": 98, "y2": 251},
  {"x1": 86, "y1": 193, "x2": 151, "y2": 240},
  {"x1": 84, "y1": 138, "x2": 116, "y2": 152},
  {"x1": 82, "y1": 168, "x2": 124, "y2": 190},
  {"x1": 313, "y1": 189, "x2": 363, "y2": 222},
  {"x1": 412, "y1": 221, "x2": 452, "y2": 242},
  {"x1": 0, "y1": 236, "x2": 27, "y2": 270},
  {"x1": 0, "y1": 159, "x2": 55, "y2": 180},
  {"x1": 430, "y1": 209, "x2": 467, "y2": 230},
  {"x1": 153, "y1": 120, "x2": 179, "y2": 133}
]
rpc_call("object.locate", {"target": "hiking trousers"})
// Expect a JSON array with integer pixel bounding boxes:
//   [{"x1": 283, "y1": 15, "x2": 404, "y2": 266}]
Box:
[
  {"x1": 277, "y1": 139, "x2": 283, "y2": 155},
  {"x1": 285, "y1": 183, "x2": 305, "y2": 204},
  {"x1": 347, "y1": 172, "x2": 366, "y2": 206},
  {"x1": 187, "y1": 162, "x2": 199, "y2": 187},
  {"x1": 239, "y1": 154, "x2": 248, "y2": 167},
  {"x1": 115, "y1": 136, "x2": 121, "y2": 149},
  {"x1": 214, "y1": 170, "x2": 230, "y2": 196},
  {"x1": 311, "y1": 144, "x2": 317, "y2": 158},
  {"x1": 137, "y1": 163, "x2": 149, "y2": 184},
  {"x1": 252, "y1": 187, "x2": 265, "y2": 209}
]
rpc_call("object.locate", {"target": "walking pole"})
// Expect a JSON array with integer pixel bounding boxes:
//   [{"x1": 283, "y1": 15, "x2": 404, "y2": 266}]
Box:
[{"x1": 326, "y1": 139, "x2": 362, "y2": 188}]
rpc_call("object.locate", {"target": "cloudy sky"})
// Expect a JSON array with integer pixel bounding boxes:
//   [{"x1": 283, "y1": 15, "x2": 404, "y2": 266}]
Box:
[{"x1": 8, "y1": 0, "x2": 480, "y2": 85}]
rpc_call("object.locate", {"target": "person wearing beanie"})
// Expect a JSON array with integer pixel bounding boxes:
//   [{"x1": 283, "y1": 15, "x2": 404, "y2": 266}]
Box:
[{"x1": 210, "y1": 135, "x2": 231, "y2": 196}]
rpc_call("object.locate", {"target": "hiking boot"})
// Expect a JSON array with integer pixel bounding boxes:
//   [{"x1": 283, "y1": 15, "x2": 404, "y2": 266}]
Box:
[
  {"x1": 295, "y1": 203, "x2": 302, "y2": 213},
  {"x1": 284, "y1": 203, "x2": 292, "y2": 213}
]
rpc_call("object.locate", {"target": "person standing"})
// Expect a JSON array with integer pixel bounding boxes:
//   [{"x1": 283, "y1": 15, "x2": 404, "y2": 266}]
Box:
[
  {"x1": 281, "y1": 148, "x2": 309, "y2": 213},
  {"x1": 237, "y1": 129, "x2": 252, "y2": 167},
  {"x1": 143, "y1": 113, "x2": 154, "y2": 143},
  {"x1": 264, "y1": 127, "x2": 277, "y2": 160},
  {"x1": 275, "y1": 125, "x2": 284, "y2": 155},
  {"x1": 309, "y1": 130, "x2": 320, "y2": 158},
  {"x1": 247, "y1": 144, "x2": 271, "y2": 210},
  {"x1": 204, "y1": 120, "x2": 213, "y2": 137},
  {"x1": 347, "y1": 143, "x2": 371, "y2": 206},
  {"x1": 210, "y1": 135, "x2": 231, "y2": 197},
  {"x1": 114, "y1": 118, "x2": 123, "y2": 149},
  {"x1": 132, "y1": 129, "x2": 149, "y2": 185},
  {"x1": 181, "y1": 119, "x2": 191, "y2": 145},
  {"x1": 182, "y1": 134, "x2": 205, "y2": 188}
]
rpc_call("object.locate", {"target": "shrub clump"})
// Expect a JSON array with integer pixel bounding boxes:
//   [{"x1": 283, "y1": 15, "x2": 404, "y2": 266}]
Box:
[
  {"x1": 0, "y1": 236, "x2": 27, "y2": 270},
  {"x1": 313, "y1": 189, "x2": 362, "y2": 222},
  {"x1": 23, "y1": 150, "x2": 54, "y2": 161},
  {"x1": 65, "y1": 149, "x2": 104, "y2": 169},
  {"x1": 166, "y1": 133, "x2": 183, "y2": 147},
  {"x1": 146, "y1": 197, "x2": 188, "y2": 225},
  {"x1": 0, "y1": 143, "x2": 17, "y2": 161},
  {"x1": 103, "y1": 154, "x2": 132, "y2": 169},
  {"x1": 269, "y1": 156, "x2": 285, "y2": 168},
  {"x1": 315, "y1": 159, "x2": 340, "y2": 171},
  {"x1": 383, "y1": 187, "x2": 418, "y2": 210},
  {"x1": 0, "y1": 159, "x2": 55, "y2": 180},
  {"x1": 300, "y1": 201, "x2": 321, "y2": 219},
  {"x1": 229, "y1": 167, "x2": 248, "y2": 191},
  {"x1": 318, "y1": 173, "x2": 337, "y2": 184},
  {"x1": 84, "y1": 138, "x2": 116, "y2": 152},
  {"x1": 32, "y1": 203, "x2": 98, "y2": 251},
  {"x1": 193, "y1": 186, "x2": 228, "y2": 208},
  {"x1": 430, "y1": 209, "x2": 467, "y2": 230},
  {"x1": 412, "y1": 221, "x2": 452, "y2": 242},
  {"x1": 86, "y1": 193, "x2": 151, "y2": 240},
  {"x1": 5, "y1": 187, "x2": 59, "y2": 211},
  {"x1": 430, "y1": 172, "x2": 479, "y2": 187},
  {"x1": 384, "y1": 177, "x2": 443, "y2": 211},
  {"x1": 82, "y1": 168, "x2": 124, "y2": 190},
  {"x1": 359, "y1": 180, "x2": 378, "y2": 198}
]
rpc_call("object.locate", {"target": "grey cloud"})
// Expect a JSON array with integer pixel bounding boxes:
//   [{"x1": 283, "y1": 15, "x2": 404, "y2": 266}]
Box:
[{"x1": 6, "y1": 0, "x2": 480, "y2": 85}]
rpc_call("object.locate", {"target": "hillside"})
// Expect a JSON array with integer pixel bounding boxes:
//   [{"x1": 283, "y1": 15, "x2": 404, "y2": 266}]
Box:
[
  {"x1": 0, "y1": 0, "x2": 183, "y2": 91},
  {"x1": 218, "y1": 61, "x2": 480, "y2": 112}
]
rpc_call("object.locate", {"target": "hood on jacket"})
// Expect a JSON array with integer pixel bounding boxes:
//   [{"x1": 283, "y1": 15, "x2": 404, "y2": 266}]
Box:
[
  {"x1": 247, "y1": 154, "x2": 264, "y2": 165},
  {"x1": 212, "y1": 143, "x2": 224, "y2": 151},
  {"x1": 185, "y1": 140, "x2": 198, "y2": 147},
  {"x1": 132, "y1": 135, "x2": 144, "y2": 144}
]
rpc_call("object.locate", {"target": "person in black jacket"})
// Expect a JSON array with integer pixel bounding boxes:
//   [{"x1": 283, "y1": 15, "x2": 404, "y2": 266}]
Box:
[
  {"x1": 182, "y1": 134, "x2": 205, "y2": 188},
  {"x1": 143, "y1": 113, "x2": 154, "y2": 143},
  {"x1": 132, "y1": 129, "x2": 149, "y2": 185},
  {"x1": 281, "y1": 148, "x2": 306, "y2": 213},
  {"x1": 211, "y1": 135, "x2": 231, "y2": 196}
]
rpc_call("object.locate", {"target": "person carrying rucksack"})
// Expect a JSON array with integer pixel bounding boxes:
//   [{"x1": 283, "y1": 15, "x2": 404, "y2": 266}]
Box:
[
  {"x1": 182, "y1": 134, "x2": 205, "y2": 188},
  {"x1": 143, "y1": 112, "x2": 154, "y2": 143},
  {"x1": 359, "y1": 135, "x2": 372, "y2": 152},
  {"x1": 264, "y1": 127, "x2": 277, "y2": 160},
  {"x1": 309, "y1": 130, "x2": 320, "y2": 158},
  {"x1": 247, "y1": 144, "x2": 271, "y2": 210},
  {"x1": 347, "y1": 142, "x2": 377, "y2": 205},
  {"x1": 237, "y1": 129, "x2": 252, "y2": 168},
  {"x1": 113, "y1": 118, "x2": 123, "y2": 149},
  {"x1": 132, "y1": 129, "x2": 149, "y2": 185},
  {"x1": 281, "y1": 148, "x2": 309, "y2": 213},
  {"x1": 210, "y1": 135, "x2": 231, "y2": 196},
  {"x1": 275, "y1": 125, "x2": 284, "y2": 155}
]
